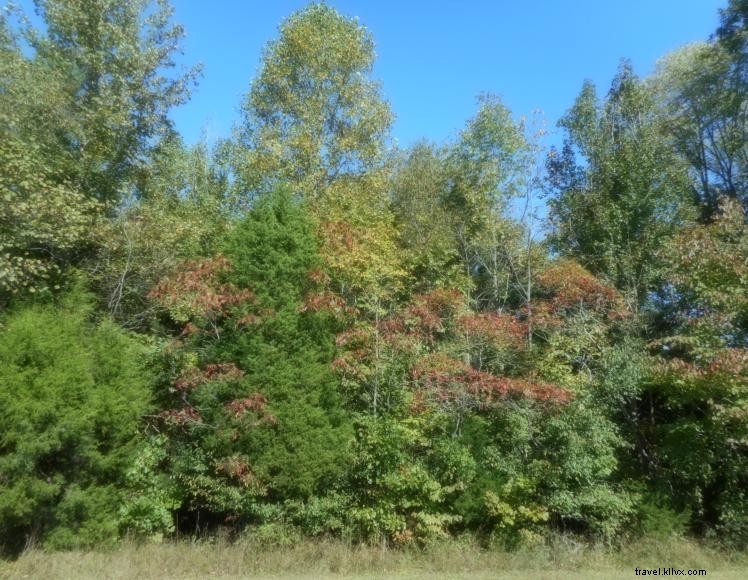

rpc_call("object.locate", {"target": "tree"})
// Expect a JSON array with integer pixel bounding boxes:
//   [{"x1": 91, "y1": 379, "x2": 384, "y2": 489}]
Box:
[
  {"x1": 663, "y1": 197, "x2": 748, "y2": 346},
  {"x1": 151, "y1": 190, "x2": 352, "y2": 524},
  {"x1": 314, "y1": 171, "x2": 408, "y2": 316},
  {"x1": 446, "y1": 94, "x2": 532, "y2": 239},
  {"x1": 391, "y1": 96, "x2": 535, "y2": 305},
  {"x1": 649, "y1": 0, "x2": 748, "y2": 218},
  {"x1": 632, "y1": 199, "x2": 748, "y2": 545},
  {"x1": 391, "y1": 142, "x2": 467, "y2": 293},
  {"x1": 0, "y1": 17, "x2": 100, "y2": 300},
  {"x1": 229, "y1": 2, "x2": 403, "y2": 324},
  {"x1": 1, "y1": 0, "x2": 198, "y2": 302},
  {"x1": 0, "y1": 132, "x2": 100, "y2": 300},
  {"x1": 28, "y1": 0, "x2": 198, "y2": 204},
  {"x1": 547, "y1": 63, "x2": 695, "y2": 305},
  {"x1": 709, "y1": 0, "x2": 748, "y2": 213},
  {"x1": 232, "y1": 2, "x2": 393, "y2": 201},
  {"x1": 90, "y1": 136, "x2": 232, "y2": 328},
  {"x1": 0, "y1": 285, "x2": 152, "y2": 553},
  {"x1": 652, "y1": 42, "x2": 748, "y2": 217},
  {"x1": 219, "y1": 189, "x2": 353, "y2": 499}
]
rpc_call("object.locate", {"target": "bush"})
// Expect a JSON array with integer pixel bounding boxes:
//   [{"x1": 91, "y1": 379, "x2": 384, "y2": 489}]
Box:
[{"x1": 0, "y1": 287, "x2": 152, "y2": 553}]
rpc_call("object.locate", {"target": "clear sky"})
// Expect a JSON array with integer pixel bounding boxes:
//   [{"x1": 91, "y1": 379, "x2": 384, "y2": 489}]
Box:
[{"x1": 165, "y1": 0, "x2": 725, "y2": 148}]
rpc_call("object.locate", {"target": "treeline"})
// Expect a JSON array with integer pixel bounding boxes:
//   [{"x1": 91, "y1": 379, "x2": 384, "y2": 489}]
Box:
[{"x1": 0, "y1": 0, "x2": 746, "y2": 555}]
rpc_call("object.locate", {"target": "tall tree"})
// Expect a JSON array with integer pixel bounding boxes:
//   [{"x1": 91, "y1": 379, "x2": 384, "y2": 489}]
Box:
[
  {"x1": 643, "y1": 199, "x2": 748, "y2": 543},
  {"x1": 653, "y1": 42, "x2": 748, "y2": 217},
  {"x1": 391, "y1": 142, "x2": 467, "y2": 293},
  {"x1": 232, "y1": 2, "x2": 393, "y2": 201},
  {"x1": 547, "y1": 63, "x2": 695, "y2": 306},
  {"x1": 0, "y1": 12, "x2": 99, "y2": 300},
  {"x1": 1, "y1": 0, "x2": 198, "y2": 301},
  {"x1": 652, "y1": 0, "x2": 748, "y2": 217},
  {"x1": 219, "y1": 190, "x2": 353, "y2": 499},
  {"x1": 391, "y1": 95, "x2": 535, "y2": 306},
  {"x1": 151, "y1": 189, "x2": 352, "y2": 513},
  {"x1": 30, "y1": 0, "x2": 198, "y2": 204}
]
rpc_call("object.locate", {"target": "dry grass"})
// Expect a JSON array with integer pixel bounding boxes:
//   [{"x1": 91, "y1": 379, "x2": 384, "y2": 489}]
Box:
[{"x1": 1, "y1": 536, "x2": 746, "y2": 579}]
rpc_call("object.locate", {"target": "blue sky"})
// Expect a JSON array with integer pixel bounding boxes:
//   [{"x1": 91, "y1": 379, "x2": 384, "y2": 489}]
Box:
[
  {"x1": 165, "y1": 0, "x2": 724, "y2": 148},
  {"x1": 15, "y1": 0, "x2": 725, "y2": 146}
]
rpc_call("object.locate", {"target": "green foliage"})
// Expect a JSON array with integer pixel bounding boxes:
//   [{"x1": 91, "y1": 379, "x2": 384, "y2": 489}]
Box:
[
  {"x1": 392, "y1": 97, "x2": 538, "y2": 308},
  {"x1": 458, "y1": 397, "x2": 633, "y2": 545},
  {"x1": 391, "y1": 143, "x2": 468, "y2": 293},
  {"x1": 653, "y1": 0, "x2": 748, "y2": 216},
  {"x1": 1, "y1": 0, "x2": 746, "y2": 554},
  {"x1": 223, "y1": 188, "x2": 321, "y2": 309},
  {"x1": 643, "y1": 350, "x2": 748, "y2": 545},
  {"x1": 447, "y1": 94, "x2": 533, "y2": 232},
  {"x1": 314, "y1": 173, "x2": 408, "y2": 315},
  {"x1": 548, "y1": 63, "x2": 696, "y2": 303},
  {"x1": 0, "y1": 136, "x2": 100, "y2": 299},
  {"x1": 663, "y1": 198, "x2": 748, "y2": 344},
  {"x1": 31, "y1": 0, "x2": 199, "y2": 204},
  {"x1": 92, "y1": 136, "x2": 232, "y2": 328},
  {"x1": 484, "y1": 482, "x2": 549, "y2": 547},
  {"x1": 153, "y1": 189, "x2": 352, "y2": 527},
  {"x1": 0, "y1": 16, "x2": 100, "y2": 299},
  {"x1": 636, "y1": 493, "x2": 691, "y2": 541},
  {"x1": 634, "y1": 198, "x2": 748, "y2": 545},
  {"x1": 1, "y1": 0, "x2": 198, "y2": 301},
  {"x1": 538, "y1": 401, "x2": 635, "y2": 541},
  {"x1": 218, "y1": 190, "x2": 353, "y2": 499},
  {"x1": 119, "y1": 436, "x2": 180, "y2": 542},
  {"x1": 344, "y1": 416, "x2": 461, "y2": 545},
  {"x1": 0, "y1": 285, "x2": 152, "y2": 552},
  {"x1": 233, "y1": 2, "x2": 393, "y2": 200},
  {"x1": 651, "y1": 42, "x2": 742, "y2": 216}
]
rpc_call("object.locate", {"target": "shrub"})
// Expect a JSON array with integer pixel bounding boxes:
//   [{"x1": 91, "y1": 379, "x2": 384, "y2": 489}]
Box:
[{"x1": 0, "y1": 287, "x2": 152, "y2": 553}]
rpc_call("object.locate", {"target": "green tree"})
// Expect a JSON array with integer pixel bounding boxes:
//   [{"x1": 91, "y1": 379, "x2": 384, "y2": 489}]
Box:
[
  {"x1": 391, "y1": 96, "x2": 535, "y2": 304},
  {"x1": 547, "y1": 63, "x2": 695, "y2": 305},
  {"x1": 0, "y1": 12, "x2": 100, "y2": 300},
  {"x1": 0, "y1": 131, "x2": 100, "y2": 300},
  {"x1": 152, "y1": 190, "x2": 352, "y2": 524},
  {"x1": 648, "y1": 0, "x2": 748, "y2": 218},
  {"x1": 229, "y1": 3, "x2": 402, "y2": 322},
  {"x1": 652, "y1": 42, "x2": 747, "y2": 217},
  {"x1": 446, "y1": 94, "x2": 532, "y2": 240},
  {"x1": 233, "y1": 2, "x2": 393, "y2": 201},
  {"x1": 1, "y1": 0, "x2": 197, "y2": 302},
  {"x1": 220, "y1": 190, "x2": 352, "y2": 499},
  {"x1": 314, "y1": 171, "x2": 408, "y2": 316},
  {"x1": 391, "y1": 142, "x2": 467, "y2": 293},
  {"x1": 0, "y1": 285, "x2": 152, "y2": 552},
  {"x1": 90, "y1": 136, "x2": 232, "y2": 328},
  {"x1": 29, "y1": 0, "x2": 199, "y2": 204},
  {"x1": 631, "y1": 199, "x2": 748, "y2": 544}
]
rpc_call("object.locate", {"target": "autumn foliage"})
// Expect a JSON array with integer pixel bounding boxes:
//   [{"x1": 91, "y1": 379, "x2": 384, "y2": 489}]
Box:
[
  {"x1": 148, "y1": 256, "x2": 254, "y2": 323},
  {"x1": 411, "y1": 353, "x2": 572, "y2": 408},
  {"x1": 3, "y1": 0, "x2": 748, "y2": 555}
]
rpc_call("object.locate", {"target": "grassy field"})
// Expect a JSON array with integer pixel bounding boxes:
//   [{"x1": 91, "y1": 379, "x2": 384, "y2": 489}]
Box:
[{"x1": 1, "y1": 537, "x2": 747, "y2": 580}]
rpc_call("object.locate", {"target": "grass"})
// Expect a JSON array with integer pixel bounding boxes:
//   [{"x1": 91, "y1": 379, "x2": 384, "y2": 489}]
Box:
[{"x1": 1, "y1": 536, "x2": 747, "y2": 579}]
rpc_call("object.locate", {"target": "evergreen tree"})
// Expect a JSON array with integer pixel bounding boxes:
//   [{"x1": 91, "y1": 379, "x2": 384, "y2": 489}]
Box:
[
  {"x1": 220, "y1": 189, "x2": 353, "y2": 499},
  {"x1": 151, "y1": 189, "x2": 352, "y2": 522},
  {"x1": 0, "y1": 286, "x2": 152, "y2": 552}
]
